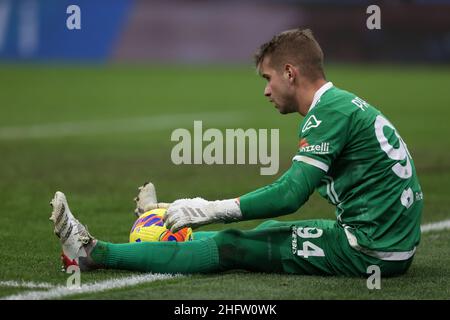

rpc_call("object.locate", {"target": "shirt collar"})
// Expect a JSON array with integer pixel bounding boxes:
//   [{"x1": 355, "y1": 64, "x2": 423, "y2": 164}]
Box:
[{"x1": 309, "y1": 81, "x2": 333, "y2": 112}]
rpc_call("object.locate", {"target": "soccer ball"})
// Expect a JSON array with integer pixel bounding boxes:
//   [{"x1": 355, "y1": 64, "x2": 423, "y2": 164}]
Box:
[{"x1": 129, "y1": 208, "x2": 193, "y2": 243}]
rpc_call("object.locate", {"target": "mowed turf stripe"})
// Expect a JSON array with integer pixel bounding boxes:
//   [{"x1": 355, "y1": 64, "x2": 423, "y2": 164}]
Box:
[
  {"x1": 0, "y1": 111, "x2": 246, "y2": 140},
  {"x1": 2, "y1": 219, "x2": 449, "y2": 300},
  {"x1": 421, "y1": 219, "x2": 450, "y2": 233},
  {"x1": 2, "y1": 273, "x2": 183, "y2": 300}
]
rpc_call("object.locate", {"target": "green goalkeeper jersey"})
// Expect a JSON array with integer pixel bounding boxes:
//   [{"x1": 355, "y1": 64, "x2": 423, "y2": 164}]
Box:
[{"x1": 294, "y1": 82, "x2": 423, "y2": 256}]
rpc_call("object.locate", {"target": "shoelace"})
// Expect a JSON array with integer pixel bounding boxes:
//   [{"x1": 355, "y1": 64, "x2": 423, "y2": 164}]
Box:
[{"x1": 74, "y1": 223, "x2": 92, "y2": 245}]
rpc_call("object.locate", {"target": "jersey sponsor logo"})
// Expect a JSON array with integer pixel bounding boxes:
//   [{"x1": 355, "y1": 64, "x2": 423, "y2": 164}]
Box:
[
  {"x1": 302, "y1": 115, "x2": 322, "y2": 133},
  {"x1": 299, "y1": 142, "x2": 330, "y2": 154}
]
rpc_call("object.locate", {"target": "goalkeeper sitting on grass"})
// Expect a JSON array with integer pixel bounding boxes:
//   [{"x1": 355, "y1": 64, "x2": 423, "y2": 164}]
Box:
[{"x1": 50, "y1": 28, "x2": 423, "y2": 277}]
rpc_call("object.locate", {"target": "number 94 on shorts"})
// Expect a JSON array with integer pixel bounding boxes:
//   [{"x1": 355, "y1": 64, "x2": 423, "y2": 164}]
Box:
[{"x1": 284, "y1": 219, "x2": 375, "y2": 276}]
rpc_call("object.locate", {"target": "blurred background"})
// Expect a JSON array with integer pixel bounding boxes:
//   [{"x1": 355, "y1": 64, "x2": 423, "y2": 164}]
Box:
[
  {"x1": 1, "y1": 0, "x2": 450, "y2": 63},
  {"x1": 0, "y1": 0, "x2": 450, "y2": 286}
]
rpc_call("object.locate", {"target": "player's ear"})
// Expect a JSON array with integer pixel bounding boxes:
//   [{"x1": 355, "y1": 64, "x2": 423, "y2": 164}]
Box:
[{"x1": 284, "y1": 64, "x2": 296, "y2": 83}]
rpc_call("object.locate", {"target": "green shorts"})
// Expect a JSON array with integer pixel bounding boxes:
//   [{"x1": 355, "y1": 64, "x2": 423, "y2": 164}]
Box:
[{"x1": 250, "y1": 219, "x2": 414, "y2": 277}]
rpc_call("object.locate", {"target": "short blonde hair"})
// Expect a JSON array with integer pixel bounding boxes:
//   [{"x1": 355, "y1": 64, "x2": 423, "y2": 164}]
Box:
[{"x1": 254, "y1": 28, "x2": 325, "y2": 81}]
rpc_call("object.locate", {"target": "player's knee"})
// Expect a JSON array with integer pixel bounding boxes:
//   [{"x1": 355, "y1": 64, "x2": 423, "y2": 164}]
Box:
[
  {"x1": 211, "y1": 229, "x2": 245, "y2": 269},
  {"x1": 212, "y1": 229, "x2": 243, "y2": 249}
]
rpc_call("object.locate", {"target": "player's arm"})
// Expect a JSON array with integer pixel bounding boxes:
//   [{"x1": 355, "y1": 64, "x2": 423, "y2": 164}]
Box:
[
  {"x1": 163, "y1": 161, "x2": 325, "y2": 232},
  {"x1": 238, "y1": 160, "x2": 325, "y2": 220}
]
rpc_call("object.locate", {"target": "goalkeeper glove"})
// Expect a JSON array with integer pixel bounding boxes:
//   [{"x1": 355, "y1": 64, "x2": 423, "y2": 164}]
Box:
[{"x1": 163, "y1": 197, "x2": 242, "y2": 232}]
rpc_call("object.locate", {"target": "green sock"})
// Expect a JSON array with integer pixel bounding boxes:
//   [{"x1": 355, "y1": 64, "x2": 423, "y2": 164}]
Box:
[{"x1": 90, "y1": 238, "x2": 219, "y2": 274}]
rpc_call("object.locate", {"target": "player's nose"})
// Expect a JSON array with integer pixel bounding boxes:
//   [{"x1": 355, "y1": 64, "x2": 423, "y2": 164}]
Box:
[{"x1": 264, "y1": 84, "x2": 271, "y2": 97}]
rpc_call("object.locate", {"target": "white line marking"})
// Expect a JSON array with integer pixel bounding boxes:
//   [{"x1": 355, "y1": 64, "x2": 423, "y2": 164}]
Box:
[
  {"x1": 421, "y1": 219, "x2": 450, "y2": 233},
  {"x1": 2, "y1": 273, "x2": 183, "y2": 300},
  {"x1": 0, "y1": 111, "x2": 246, "y2": 140},
  {"x1": 1, "y1": 219, "x2": 449, "y2": 300},
  {"x1": 0, "y1": 280, "x2": 56, "y2": 289}
]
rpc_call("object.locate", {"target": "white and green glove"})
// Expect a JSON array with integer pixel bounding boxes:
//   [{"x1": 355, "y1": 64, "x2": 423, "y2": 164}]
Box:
[{"x1": 163, "y1": 197, "x2": 242, "y2": 232}]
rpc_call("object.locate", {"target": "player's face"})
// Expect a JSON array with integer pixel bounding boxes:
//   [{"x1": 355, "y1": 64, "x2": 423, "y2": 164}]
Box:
[{"x1": 259, "y1": 57, "x2": 298, "y2": 114}]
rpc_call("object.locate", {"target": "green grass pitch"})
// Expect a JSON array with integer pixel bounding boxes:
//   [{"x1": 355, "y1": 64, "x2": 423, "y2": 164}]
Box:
[{"x1": 0, "y1": 64, "x2": 449, "y2": 299}]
